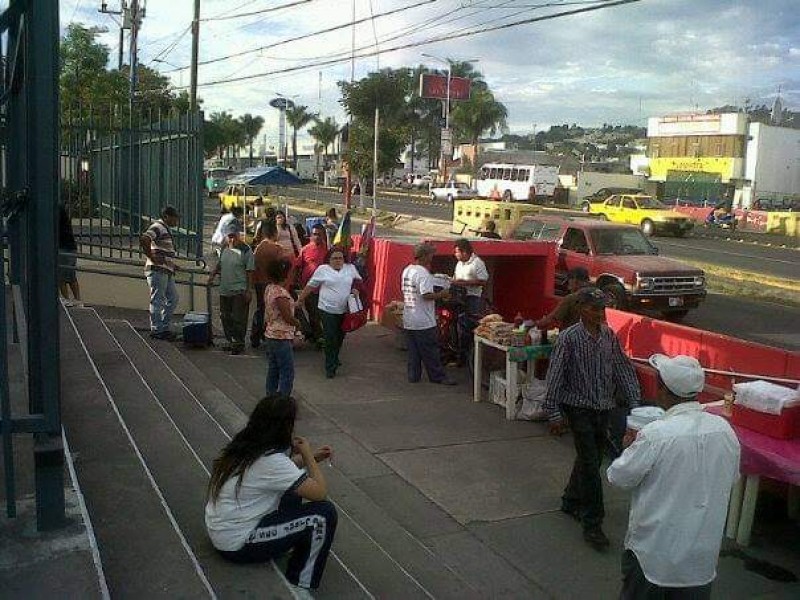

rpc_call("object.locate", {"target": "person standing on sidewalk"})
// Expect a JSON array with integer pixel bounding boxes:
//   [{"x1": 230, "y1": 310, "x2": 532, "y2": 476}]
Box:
[
  {"x1": 210, "y1": 221, "x2": 254, "y2": 355},
  {"x1": 264, "y1": 259, "x2": 300, "y2": 396},
  {"x1": 140, "y1": 206, "x2": 180, "y2": 340},
  {"x1": 608, "y1": 354, "x2": 740, "y2": 599},
  {"x1": 58, "y1": 203, "x2": 83, "y2": 307},
  {"x1": 535, "y1": 267, "x2": 591, "y2": 330},
  {"x1": 251, "y1": 220, "x2": 286, "y2": 349},
  {"x1": 295, "y1": 224, "x2": 328, "y2": 346},
  {"x1": 401, "y1": 243, "x2": 457, "y2": 386},
  {"x1": 452, "y1": 238, "x2": 488, "y2": 365},
  {"x1": 543, "y1": 287, "x2": 641, "y2": 550},
  {"x1": 205, "y1": 395, "x2": 337, "y2": 591},
  {"x1": 297, "y1": 246, "x2": 361, "y2": 379}
]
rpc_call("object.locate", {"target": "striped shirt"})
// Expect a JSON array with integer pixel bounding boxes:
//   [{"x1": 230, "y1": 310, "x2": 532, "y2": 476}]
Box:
[
  {"x1": 143, "y1": 220, "x2": 177, "y2": 273},
  {"x1": 544, "y1": 321, "x2": 641, "y2": 420}
]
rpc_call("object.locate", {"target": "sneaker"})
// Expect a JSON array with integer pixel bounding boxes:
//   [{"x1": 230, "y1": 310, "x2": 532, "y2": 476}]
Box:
[
  {"x1": 434, "y1": 378, "x2": 458, "y2": 386},
  {"x1": 230, "y1": 347, "x2": 243, "y2": 356},
  {"x1": 583, "y1": 527, "x2": 610, "y2": 550}
]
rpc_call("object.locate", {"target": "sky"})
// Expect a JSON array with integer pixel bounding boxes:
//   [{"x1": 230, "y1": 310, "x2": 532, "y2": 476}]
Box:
[{"x1": 50, "y1": 0, "x2": 800, "y2": 148}]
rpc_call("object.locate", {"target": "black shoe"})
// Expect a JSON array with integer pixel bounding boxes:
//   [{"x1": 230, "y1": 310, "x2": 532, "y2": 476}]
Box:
[
  {"x1": 162, "y1": 331, "x2": 177, "y2": 341},
  {"x1": 560, "y1": 503, "x2": 582, "y2": 522},
  {"x1": 250, "y1": 340, "x2": 261, "y2": 349},
  {"x1": 230, "y1": 347, "x2": 243, "y2": 356},
  {"x1": 325, "y1": 372, "x2": 335, "y2": 379},
  {"x1": 434, "y1": 378, "x2": 458, "y2": 386},
  {"x1": 583, "y1": 527, "x2": 610, "y2": 551}
]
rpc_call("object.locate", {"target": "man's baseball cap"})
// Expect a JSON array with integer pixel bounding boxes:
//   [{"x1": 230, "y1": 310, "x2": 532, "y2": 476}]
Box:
[
  {"x1": 576, "y1": 287, "x2": 608, "y2": 308},
  {"x1": 648, "y1": 354, "x2": 705, "y2": 398}
]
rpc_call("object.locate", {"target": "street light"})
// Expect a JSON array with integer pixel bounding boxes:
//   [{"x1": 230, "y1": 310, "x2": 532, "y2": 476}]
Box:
[{"x1": 421, "y1": 53, "x2": 479, "y2": 183}]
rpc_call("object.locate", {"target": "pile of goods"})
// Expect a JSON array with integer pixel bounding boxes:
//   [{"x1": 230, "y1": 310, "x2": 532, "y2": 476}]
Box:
[
  {"x1": 380, "y1": 300, "x2": 405, "y2": 331},
  {"x1": 474, "y1": 313, "x2": 559, "y2": 348},
  {"x1": 475, "y1": 314, "x2": 515, "y2": 345}
]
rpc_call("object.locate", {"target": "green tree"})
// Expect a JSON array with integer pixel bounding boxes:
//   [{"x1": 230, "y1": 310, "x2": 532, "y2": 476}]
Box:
[
  {"x1": 451, "y1": 86, "x2": 508, "y2": 175},
  {"x1": 285, "y1": 104, "x2": 315, "y2": 169},
  {"x1": 239, "y1": 113, "x2": 265, "y2": 167},
  {"x1": 308, "y1": 116, "x2": 339, "y2": 179}
]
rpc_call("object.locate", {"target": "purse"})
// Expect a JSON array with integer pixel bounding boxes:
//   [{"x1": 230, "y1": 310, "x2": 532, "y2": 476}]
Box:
[{"x1": 341, "y1": 294, "x2": 367, "y2": 333}]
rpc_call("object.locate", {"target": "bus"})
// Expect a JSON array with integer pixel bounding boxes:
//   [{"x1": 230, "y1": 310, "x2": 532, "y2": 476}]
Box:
[
  {"x1": 475, "y1": 162, "x2": 559, "y2": 202},
  {"x1": 205, "y1": 167, "x2": 234, "y2": 195}
]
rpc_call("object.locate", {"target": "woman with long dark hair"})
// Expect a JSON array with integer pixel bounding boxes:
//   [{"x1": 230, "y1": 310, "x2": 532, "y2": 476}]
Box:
[
  {"x1": 297, "y1": 245, "x2": 362, "y2": 378},
  {"x1": 205, "y1": 395, "x2": 336, "y2": 591}
]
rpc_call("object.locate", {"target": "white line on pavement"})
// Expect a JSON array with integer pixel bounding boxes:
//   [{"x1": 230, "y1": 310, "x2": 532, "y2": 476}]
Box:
[{"x1": 658, "y1": 241, "x2": 799, "y2": 266}]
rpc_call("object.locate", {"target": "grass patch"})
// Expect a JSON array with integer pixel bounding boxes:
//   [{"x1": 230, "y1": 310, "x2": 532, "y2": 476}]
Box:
[{"x1": 686, "y1": 260, "x2": 800, "y2": 307}]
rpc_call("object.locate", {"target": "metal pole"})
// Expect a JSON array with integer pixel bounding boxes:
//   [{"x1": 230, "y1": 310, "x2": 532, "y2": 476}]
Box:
[
  {"x1": 442, "y1": 62, "x2": 451, "y2": 183},
  {"x1": 28, "y1": 0, "x2": 65, "y2": 531},
  {"x1": 118, "y1": 26, "x2": 124, "y2": 70},
  {"x1": 372, "y1": 107, "x2": 379, "y2": 213},
  {"x1": 128, "y1": 0, "x2": 140, "y2": 114},
  {"x1": 190, "y1": 0, "x2": 200, "y2": 112}
]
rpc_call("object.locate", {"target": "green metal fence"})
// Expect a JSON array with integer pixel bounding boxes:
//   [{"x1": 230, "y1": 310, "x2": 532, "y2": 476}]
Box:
[{"x1": 61, "y1": 108, "x2": 204, "y2": 258}]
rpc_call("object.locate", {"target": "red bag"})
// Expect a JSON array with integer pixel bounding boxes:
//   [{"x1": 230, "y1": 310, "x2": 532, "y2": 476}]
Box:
[{"x1": 341, "y1": 309, "x2": 368, "y2": 333}]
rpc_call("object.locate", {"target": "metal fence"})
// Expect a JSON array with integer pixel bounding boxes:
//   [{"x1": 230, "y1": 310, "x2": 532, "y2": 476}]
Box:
[{"x1": 62, "y1": 107, "x2": 204, "y2": 258}]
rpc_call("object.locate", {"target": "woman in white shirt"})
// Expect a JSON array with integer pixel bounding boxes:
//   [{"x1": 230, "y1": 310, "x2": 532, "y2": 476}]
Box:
[
  {"x1": 297, "y1": 246, "x2": 362, "y2": 378},
  {"x1": 205, "y1": 395, "x2": 336, "y2": 591}
]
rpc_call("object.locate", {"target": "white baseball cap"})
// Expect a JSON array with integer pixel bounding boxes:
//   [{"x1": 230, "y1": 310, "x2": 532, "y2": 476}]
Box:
[{"x1": 648, "y1": 354, "x2": 705, "y2": 398}]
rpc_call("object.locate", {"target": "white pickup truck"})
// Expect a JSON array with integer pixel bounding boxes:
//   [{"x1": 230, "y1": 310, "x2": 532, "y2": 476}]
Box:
[{"x1": 429, "y1": 181, "x2": 477, "y2": 202}]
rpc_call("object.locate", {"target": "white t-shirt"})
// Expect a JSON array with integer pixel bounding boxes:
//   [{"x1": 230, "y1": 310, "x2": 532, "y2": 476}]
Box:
[
  {"x1": 308, "y1": 264, "x2": 362, "y2": 314},
  {"x1": 211, "y1": 213, "x2": 236, "y2": 246},
  {"x1": 401, "y1": 264, "x2": 436, "y2": 330},
  {"x1": 205, "y1": 451, "x2": 307, "y2": 552},
  {"x1": 607, "y1": 402, "x2": 740, "y2": 587},
  {"x1": 454, "y1": 254, "x2": 488, "y2": 297}
]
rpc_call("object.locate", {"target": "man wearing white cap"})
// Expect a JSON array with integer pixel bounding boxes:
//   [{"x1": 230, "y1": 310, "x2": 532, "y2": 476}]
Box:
[{"x1": 607, "y1": 354, "x2": 740, "y2": 599}]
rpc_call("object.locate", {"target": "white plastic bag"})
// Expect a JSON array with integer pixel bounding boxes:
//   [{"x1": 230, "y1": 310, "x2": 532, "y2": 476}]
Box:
[
  {"x1": 733, "y1": 380, "x2": 800, "y2": 415},
  {"x1": 515, "y1": 379, "x2": 550, "y2": 421}
]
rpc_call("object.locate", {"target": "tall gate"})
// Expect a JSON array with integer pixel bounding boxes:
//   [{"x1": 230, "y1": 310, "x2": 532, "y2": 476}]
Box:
[
  {"x1": 0, "y1": 0, "x2": 64, "y2": 529},
  {"x1": 62, "y1": 108, "x2": 204, "y2": 258}
]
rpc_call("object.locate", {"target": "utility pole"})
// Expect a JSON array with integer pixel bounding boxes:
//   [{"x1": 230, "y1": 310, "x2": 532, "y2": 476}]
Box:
[
  {"x1": 126, "y1": 0, "x2": 144, "y2": 113},
  {"x1": 99, "y1": 2, "x2": 127, "y2": 70},
  {"x1": 190, "y1": 0, "x2": 200, "y2": 112},
  {"x1": 372, "y1": 107, "x2": 379, "y2": 213}
]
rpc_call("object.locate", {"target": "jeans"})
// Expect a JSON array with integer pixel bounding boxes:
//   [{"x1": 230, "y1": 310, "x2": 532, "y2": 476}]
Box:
[
  {"x1": 147, "y1": 269, "x2": 178, "y2": 333},
  {"x1": 250, "y1": 283, "x2": 267, "y2": 347},
  {"x1": 561, "y1": 405, "x2": 610, "y2": 530},
  {"x1": 620, "y1": 550, "x2": 712, "y2": 600},
  {"x1": 219, "y1": 293, "x2": 249, "y2": 350},
  {"x1": 320, "y1": 310, "x2": 345, "y2": 377},
  {"x1": 458, "y1": 295, "x2": 482, "y2": 361},
  {"x1": 265, "y1": 337, "x2": 295, "y2": 396},
  {"x1": 405, "y1": 327, "x2": 447, "y2": 383}
]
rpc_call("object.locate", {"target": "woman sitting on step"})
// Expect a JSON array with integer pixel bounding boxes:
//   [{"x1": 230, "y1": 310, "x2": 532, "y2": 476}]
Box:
[{"x1": 205, "y1": 395, "x2": 337, "y2": 591}]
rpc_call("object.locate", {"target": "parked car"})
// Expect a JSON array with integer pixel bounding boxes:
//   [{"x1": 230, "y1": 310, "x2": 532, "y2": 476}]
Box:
[
  {"x1": 589, "y1": 194, "x2": 694, "y2": 237},
  {"x1": 505, "y1": 215, "x2": 706, "y2": 320},
  {"x1": 580, "y1": 187, "x2": 641, "y2": 212},
  {"x1": 411, "y1": 174, "x2": 433, "y2": 190},
  {"x1": 429, "y1": 181, "x2": 477, "y2": 202}
]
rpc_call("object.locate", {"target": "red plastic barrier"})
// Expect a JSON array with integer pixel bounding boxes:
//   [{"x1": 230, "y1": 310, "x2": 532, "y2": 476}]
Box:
[{"x1": 673, "y1": 206, "x2": 713, "y2": 222}]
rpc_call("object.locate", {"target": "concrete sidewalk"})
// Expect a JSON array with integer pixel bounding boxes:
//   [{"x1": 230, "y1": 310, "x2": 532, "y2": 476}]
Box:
[{"x1": 184, "y1": 320, "x2": 800, "y2": 599}]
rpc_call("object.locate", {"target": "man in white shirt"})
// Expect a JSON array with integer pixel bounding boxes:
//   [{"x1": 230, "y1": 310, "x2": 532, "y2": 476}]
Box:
[
  {"x1": 401, "y1": 243, "x2": 456, "y2": 385},
  {"x1": 452, "y1": 238, "x2": 489, "y2": 365},
  {"x1": 607, "y1": 354, "x2": 740, "y2": 599}
]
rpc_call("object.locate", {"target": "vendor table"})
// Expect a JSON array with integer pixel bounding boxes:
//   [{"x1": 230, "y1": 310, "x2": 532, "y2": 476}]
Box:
[
  {"x1": 473, "y1": 334, "x2": 553, "y2": 419},
  {"x1": 705, "y1": 405, "x2": 800, "y2": 546}
]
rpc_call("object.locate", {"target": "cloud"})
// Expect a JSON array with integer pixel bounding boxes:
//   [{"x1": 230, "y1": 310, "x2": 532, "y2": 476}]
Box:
[{"x1": 57, "y1": 0, "x2": 800, "y2": 140}]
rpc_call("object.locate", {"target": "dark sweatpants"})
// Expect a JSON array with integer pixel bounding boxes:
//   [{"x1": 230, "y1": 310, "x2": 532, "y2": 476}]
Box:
[
  {"x1": 561, "y1": 405, "x2": 610, "y2": 530},
  {"x1": 250, "y1": 283, "x2": 267, "y2": 347},
  {"x1": 405, "y1": 327, "x2": 447, "y2": 383},
  {"x1": 219, "y1": 495, "x2": 338, "y2": 590},
  {"x1": 220, "y1": 293, "x2": 249, "y2": 351},
  {"x1": 320, "y1": 310, "x2": 345, "y2": 377}
]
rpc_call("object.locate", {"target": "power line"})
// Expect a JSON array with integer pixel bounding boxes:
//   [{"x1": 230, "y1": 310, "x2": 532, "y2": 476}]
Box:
[
  {"x1": 179, "y1": 0, "x2": 642, "y2": 89},
  {"x1": 201, "y1": 0, "x2": 315, "y2": 22},
  {"x1": 162, "y1": 0, "x2": 437, "y2": 73}
]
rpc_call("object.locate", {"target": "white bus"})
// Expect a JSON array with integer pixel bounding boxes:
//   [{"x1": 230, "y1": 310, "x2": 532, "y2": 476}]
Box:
[{"x1": 475, "y1": 162, "x2": 560, "y2": 202}]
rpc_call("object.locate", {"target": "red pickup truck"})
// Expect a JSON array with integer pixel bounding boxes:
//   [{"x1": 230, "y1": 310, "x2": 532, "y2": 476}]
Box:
[{"x1": 505, "y1": 215, "x2": 707, "y2": 320}]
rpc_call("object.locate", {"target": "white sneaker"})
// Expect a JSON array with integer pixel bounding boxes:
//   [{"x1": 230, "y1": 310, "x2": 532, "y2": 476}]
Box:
[{"x1": 290, "y1": 585, "x2": 315, "y2": 600}]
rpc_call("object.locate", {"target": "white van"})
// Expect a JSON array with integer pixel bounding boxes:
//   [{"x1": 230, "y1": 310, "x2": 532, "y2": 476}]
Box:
[{"x1": 475, "y1": 163, "x2": 560, "y2": 202}]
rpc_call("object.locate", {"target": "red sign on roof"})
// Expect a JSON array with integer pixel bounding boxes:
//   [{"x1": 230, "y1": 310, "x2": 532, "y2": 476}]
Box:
[{"x1": 419, "y1": 73, "x2": 471, "y2": 101}]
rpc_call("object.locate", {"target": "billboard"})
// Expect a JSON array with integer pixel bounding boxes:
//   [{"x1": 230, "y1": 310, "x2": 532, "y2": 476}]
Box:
[
  {"x1": 419, "y1": 73, "x2": 471, "y2": 101},
  {"x1": 649, "y1": 157, "x2": 742, "y2": 182}
]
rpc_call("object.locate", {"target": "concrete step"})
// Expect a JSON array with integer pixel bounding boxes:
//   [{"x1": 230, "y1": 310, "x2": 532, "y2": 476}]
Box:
[{"x1": 61, "y1": 308, "x2": 216, "y2": 599}]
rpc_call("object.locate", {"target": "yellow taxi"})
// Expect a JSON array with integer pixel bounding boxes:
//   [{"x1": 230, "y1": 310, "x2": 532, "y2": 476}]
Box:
[
  {"x1": 219, "y1": 183, "x2": 268, "y2": 211},
  {"x1": 589, "y1": 194, "x2": 694, "y2": 237}
]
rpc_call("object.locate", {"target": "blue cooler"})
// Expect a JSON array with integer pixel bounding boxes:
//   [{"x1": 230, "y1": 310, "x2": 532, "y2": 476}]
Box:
[
  {"x1": 183, "y1": 311, "x2": 211, "y2": 347},
  {"x1": 305, "y1": 216, "x2": 326, "y2": 235}
]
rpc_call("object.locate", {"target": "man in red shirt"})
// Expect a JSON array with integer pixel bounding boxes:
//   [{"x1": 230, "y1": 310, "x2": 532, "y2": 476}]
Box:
[{"x1": 296, "y1": 223, "x2": 328, "y2": 345}]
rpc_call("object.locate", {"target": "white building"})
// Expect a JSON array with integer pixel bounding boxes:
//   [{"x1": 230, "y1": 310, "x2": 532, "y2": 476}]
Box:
[{"x1": 742, "y1": 123, "x2": 800, "y2": 207}]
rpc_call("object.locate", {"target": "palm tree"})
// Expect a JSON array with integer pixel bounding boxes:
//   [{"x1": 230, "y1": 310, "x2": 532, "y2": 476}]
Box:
[
  {"x1": 284, "y1": 104, "x2": 315, "y2": 170},
  {"x1": 308, "y1": 117, "x2": 339, "y2": 183},
  {"x1": 450, "y1": 87, "x2": 508, "y2": 176},
  {"x1": 239, "y1": 113, "x2": 264, "y2": 167}
]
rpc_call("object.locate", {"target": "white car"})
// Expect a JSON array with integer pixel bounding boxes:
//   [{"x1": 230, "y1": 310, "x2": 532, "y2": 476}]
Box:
[
  {"x1": 411, "y1": 174, "x2": 433, "y2": 189},
  {"x1": 429, "y1": 181, "x2": 477, "y2": 202}
]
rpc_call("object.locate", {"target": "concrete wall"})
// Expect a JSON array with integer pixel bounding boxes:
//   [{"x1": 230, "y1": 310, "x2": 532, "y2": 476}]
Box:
[
  {"x1": 743, "y1": 123, "x2": 800, "y2": 207},
  {"x1": 575, "y1": 171, "x2": 645, "y2": 204}
]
